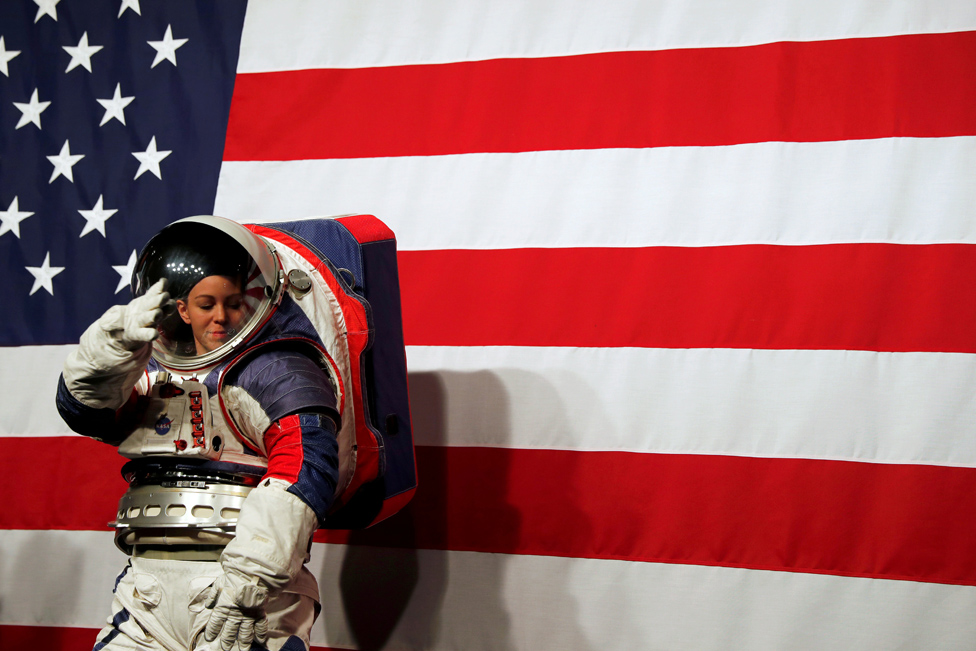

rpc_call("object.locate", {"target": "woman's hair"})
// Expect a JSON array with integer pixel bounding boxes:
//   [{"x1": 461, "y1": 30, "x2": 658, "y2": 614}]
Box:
[{"x1": 135, "y1": 221, "x2": 251, "y2": 300}]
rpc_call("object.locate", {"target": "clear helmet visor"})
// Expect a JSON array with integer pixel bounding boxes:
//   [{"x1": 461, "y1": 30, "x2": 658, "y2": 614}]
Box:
[{"x1": 132, "y1": 216, "x2": 281, "y2": 369}]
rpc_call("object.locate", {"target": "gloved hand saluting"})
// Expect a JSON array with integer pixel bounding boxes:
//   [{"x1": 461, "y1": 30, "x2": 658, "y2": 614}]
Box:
[
  {"x1": 118, "y1": 278, "x2": 172, "y2": 347},
  {"x1": 204, "y1": 570, "x2": 270, "y2": 651},
  {"x1": 62, "y1": 279, "x2": 173, "y2": 411}
]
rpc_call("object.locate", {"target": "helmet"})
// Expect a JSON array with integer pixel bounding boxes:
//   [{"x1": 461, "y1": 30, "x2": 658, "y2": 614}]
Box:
[{"x1": 132, "y1": 215, "x2": 283, "y2": 370}]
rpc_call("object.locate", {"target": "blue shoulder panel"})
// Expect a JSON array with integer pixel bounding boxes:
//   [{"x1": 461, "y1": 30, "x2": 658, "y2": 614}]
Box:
[{"x1": 224, "y1": 348, "x2": 339, "y2": 425}]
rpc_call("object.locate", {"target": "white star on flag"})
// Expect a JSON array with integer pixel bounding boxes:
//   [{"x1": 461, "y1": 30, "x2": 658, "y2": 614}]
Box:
[
  {"x1": 112, "y1": 250, "x2": 138, "y2": 294},
  {"x1": 13, "y1": 88, "x2": 51, "y2": 130},
  {"x1": 132, "y1": 136, "x2": 171, "y2": 179},
  {"x1": 78, "y1": 195, "x2": 118, "y2": 237},
  {"x1": 148, "y1": 25, "x2": 188, "y2": 68},
  {"x1": 0, "y1": 197, "x2": 34, "y2": 239},
  {"x1": 118, "y1": 0, "x2": 141, "y2": 18},
  {"x1": 0, "y1": 36, "x2": 20, "y2": 77},
  {"x1": 47, "y1": 139, "x2": 84, "y2": 183},
  {"x1": 63, "y1": 32, "x2": 104, "y2": 73},
  {"x1": 33, "y1": 0, "x2": 60, "y2": 23},
  {"x1": 97, "y1": 83, "x2": 135, "y2": 126},
  {"x1": 26, "y1": 252, "x2": 64, "y2": 296}
]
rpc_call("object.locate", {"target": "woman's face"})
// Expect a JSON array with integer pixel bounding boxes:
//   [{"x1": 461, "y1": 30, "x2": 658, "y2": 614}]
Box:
[{"x1": 176, "y1": 275, "x2": 246, "y2": 355}]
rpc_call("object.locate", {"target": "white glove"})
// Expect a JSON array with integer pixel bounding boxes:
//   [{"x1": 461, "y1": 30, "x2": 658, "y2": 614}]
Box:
[
  {"x1": 204, "y1": 570, "x2": 270, "y2": 651},
  {"x1": 63, "y1": 279, "x2": 172, "y2": 410},
  {"x1": 205, "y1": 478, "x2": 318, "y2": 649},
  {"x1": 118, "y1": 278, "x2": 172, "y2": 344}
]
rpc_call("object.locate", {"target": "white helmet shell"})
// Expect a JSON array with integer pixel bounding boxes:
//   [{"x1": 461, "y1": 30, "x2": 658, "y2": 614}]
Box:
[{"x1": 132, "y1": 215, "x2": 283, "y2": 370}]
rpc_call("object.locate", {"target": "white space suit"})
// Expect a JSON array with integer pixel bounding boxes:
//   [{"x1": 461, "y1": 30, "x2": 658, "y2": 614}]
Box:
[{"x1": 57, "y1": 217, "x2": 345, "y2": 651}]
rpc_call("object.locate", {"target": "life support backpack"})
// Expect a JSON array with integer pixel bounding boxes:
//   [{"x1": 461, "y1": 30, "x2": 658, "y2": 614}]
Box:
[{"x1": 234, "y1": 215, "x2": 417, "y2": 529}]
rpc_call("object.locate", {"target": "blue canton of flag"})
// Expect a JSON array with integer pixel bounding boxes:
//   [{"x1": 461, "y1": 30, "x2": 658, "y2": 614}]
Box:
[{"x1": 0, "y1": 0, "x2": 247, "y2": 345}]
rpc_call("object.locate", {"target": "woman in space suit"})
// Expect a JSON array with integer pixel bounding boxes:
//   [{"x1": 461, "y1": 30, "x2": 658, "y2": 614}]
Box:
[{"x1": 57, "y1": 216, "x2": 342, "y2": 651}]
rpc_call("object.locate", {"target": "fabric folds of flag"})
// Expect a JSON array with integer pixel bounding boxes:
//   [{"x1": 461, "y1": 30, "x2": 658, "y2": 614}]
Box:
[{"x1": 3, "y1": 1, "x2": 976, "y2": 650}]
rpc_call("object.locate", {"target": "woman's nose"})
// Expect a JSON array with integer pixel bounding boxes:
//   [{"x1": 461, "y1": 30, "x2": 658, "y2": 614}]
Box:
[{"x1": 213, "y1": 304, "x2": 226, "y2": 322}]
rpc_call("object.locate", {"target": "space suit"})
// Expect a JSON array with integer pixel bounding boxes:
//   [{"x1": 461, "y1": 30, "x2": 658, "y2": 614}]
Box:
[{"x1": 56, "y1": 216, "x2": 352, "y2": 651}]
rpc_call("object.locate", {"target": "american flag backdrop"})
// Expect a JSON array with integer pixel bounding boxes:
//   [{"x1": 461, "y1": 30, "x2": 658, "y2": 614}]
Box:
[{"x1": 2, "y1": 0, "x2": 976, "y2": 649}]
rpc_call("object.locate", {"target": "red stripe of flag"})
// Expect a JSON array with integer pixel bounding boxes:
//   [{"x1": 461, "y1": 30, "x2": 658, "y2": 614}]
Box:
[
  {"x1": 335, "y1": 448, "x2": 976, "y2": 586},
  {"x1": 0, "y1": 625, "x2": 348, "y2": 651},
  {"x1": 7, "y1": 438, "x2": 976, "y2": 585},
  {"x1": 225, "y1": 31, "x2": 976, "y2": 160},
  {"x1": 0, "y1": 438, "x2": 127, "y2": 530},
  {"x1": 397, "y1": 243, "x2": 976, "y2": 352},
  {"x1": 0, "y1": 626, "x2": 101, "y2": 651}
]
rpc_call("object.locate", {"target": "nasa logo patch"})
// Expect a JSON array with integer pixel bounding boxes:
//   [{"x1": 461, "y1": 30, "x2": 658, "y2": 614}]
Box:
[{"x1": 155, "y1": 416, "x2": 172, "y2": 436}]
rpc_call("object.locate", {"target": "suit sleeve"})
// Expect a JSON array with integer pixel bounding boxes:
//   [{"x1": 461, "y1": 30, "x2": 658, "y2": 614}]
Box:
[
  {"x1": 56, "y1": 373, "x2": 146, "y2": 444},
  {"x1": 227, "y1": 348, "x2": 341, "y2": 523},
  {"x1": 56, "y1": 297, "x2": 161, "y2": 444},
  {"x1": 218, "y1": 349, "x2": 342, "y2": 598}
]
